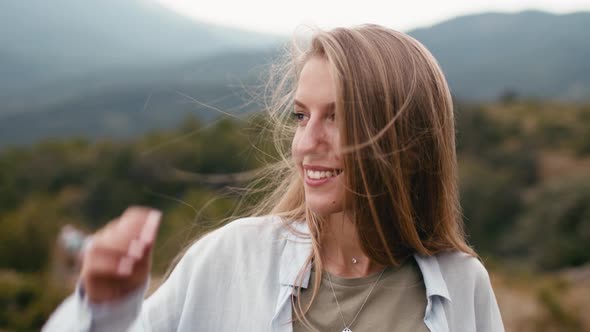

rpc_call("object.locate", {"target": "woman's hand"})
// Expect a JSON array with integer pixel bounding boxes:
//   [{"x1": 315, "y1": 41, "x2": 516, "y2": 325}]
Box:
[{"x1": 80, "y1": 206, "x2": 161, "y2": 304}]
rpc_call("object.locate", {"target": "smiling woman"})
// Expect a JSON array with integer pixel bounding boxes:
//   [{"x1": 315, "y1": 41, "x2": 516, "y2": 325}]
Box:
[
  {"x1": 43, "y1": 24, "x2": 504, "y2": 332},
  {"x1": 292, "y1": 56, "x2": 344, "y2": 215}
]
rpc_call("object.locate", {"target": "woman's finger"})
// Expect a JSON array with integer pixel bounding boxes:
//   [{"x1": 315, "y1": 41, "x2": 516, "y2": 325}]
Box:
[
  {"x1": 83, "y1": 245, "x2": 133, "y2": 278},
  {"x1": 115, "y1": 207, "x2": 161, "y2": 245},
  {"x1": 87, "y1": 207, "x2": 160, "y2": 257}
]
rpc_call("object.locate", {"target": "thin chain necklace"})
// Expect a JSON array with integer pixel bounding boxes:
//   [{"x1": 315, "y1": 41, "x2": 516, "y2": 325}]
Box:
[{"x1": 325, "y1": 267, "x2": 386, "y2": 332}]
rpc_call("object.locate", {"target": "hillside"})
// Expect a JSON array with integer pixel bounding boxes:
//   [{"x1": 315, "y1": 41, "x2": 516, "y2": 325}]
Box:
[
  {"x1": 409, "y1": 10, "x2": 590, "y2": 101},
  {"x1": 0, "y1": 0, "x2": 280, "y2": 112},
  {"x1": 1, "y1": 9, "x2": 590, "y2": 146}
]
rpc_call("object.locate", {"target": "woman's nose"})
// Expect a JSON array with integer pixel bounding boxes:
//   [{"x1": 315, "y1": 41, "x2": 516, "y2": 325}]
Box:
[{"x1": 297, "y1": 118, "x2": 327, "y2": 154}]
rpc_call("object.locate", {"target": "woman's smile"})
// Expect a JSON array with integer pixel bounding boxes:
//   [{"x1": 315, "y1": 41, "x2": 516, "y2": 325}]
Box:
[
  {"x1": 303, "y1": 165, "x2": 343, "y2": 187},
  {"x1": 291, "y1": 56, "x2": 345, "y2": 215}
]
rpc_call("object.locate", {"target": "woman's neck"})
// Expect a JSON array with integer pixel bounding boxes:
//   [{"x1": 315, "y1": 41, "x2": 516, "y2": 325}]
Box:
[{"x1": 319, "y1": 212, "x2": 386, "y2": 278}]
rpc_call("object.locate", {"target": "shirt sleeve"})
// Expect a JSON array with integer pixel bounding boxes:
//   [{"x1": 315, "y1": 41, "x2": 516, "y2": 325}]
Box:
[
  {"x1": 41, "y1": 279, "x2": 148, "y2": 332},
  {"x1": 474, "y1": 268, "x2": 505, "y2": 332},
  {"x1": 42, "y1": 238, "x2": 202, "y2": 332}
]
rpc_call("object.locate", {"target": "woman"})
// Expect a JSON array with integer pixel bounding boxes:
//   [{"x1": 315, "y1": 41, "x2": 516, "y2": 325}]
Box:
[{"x1": 43, "y1": 24, "x2": 504, "y2": 332}]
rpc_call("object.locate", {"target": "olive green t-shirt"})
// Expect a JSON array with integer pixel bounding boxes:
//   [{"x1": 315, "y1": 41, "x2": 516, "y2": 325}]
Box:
[{"x1": 292, "y1": 258, "x2": 428, "y2": 332}]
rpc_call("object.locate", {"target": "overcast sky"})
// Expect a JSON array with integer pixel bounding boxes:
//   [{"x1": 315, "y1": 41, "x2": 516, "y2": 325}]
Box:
[{"x1": 154, "y1": 0, "x2": 590, "y2": 35}]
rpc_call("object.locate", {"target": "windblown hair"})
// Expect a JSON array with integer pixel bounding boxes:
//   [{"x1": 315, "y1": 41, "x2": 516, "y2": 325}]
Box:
[
  {"x1": 170, "y1": 24, "x2": 474, "y2": 331},
  {"x1": 244, "y1": 24, "x2": 475, "y2": 329}
]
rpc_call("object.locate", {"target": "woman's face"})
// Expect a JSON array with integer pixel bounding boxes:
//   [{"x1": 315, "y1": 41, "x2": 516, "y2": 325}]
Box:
[{"x1": 291, "y1": 56, "x2": 345, "y2": 216}]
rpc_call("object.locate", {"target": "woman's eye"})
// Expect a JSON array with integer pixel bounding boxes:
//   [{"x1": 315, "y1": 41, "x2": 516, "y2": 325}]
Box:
[
  {"x1": 328, "y1": 112, "x2": 336, "y2": 121},
  {"x1": 291, "y1": 112, "x2": 307, "y2": 122}
]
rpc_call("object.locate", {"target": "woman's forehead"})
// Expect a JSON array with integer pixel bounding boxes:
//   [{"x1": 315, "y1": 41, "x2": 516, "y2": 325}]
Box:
[{"x1": 295, "y1": 57, "x2": 336, "y2": 109}]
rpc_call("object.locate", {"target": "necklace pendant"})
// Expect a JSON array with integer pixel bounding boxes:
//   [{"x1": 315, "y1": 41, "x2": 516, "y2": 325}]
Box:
[{"x1": 342, "y1": 328, "x2": 352, "y2": 332}]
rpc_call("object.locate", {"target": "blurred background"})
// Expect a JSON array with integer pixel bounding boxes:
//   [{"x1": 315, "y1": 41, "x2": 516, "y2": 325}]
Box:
[{"x1": 0, "y1": 0, "x2": 589, "y2": 331}]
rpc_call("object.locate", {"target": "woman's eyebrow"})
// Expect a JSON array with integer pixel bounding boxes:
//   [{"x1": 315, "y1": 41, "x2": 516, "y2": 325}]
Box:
[{"x1": 294, "y1": 99, "x2": 335, "y2": 111}]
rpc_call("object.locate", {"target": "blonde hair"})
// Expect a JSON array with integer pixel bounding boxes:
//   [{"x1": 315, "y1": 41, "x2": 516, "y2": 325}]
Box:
[
  {"x1": 237, "y1": 24, "x2": 475, "y2": 329},
  {"x1": 172, "y1": 24, "x2": 475, "y2": 330}
]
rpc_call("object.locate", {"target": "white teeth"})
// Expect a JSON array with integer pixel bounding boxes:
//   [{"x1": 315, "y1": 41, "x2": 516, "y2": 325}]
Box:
[{"x1": 305, "y1": 169, "x2": 342, "y2": 180}]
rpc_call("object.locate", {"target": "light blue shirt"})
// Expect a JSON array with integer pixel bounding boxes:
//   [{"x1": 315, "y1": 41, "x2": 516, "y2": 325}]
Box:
[{"x1": 43, "y1": 216, "x2": 505, "y2": 331}]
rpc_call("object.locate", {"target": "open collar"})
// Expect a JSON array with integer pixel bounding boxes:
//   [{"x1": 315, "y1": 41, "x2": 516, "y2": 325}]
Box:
[
  {"x1": 414, "y1": 254, "x2": 452, "y2": 301},
  {"x1": 277, "y1": 220, "x2": 452, "y2": 304},
  {"x1": 278, "y1": 220, "x2": 312, "y2": 288}
]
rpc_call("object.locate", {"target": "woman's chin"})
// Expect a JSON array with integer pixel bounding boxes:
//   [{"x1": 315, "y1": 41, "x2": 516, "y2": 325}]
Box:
[{"x1": 305, "y1": 201, "x2": 343, "y2": 217}]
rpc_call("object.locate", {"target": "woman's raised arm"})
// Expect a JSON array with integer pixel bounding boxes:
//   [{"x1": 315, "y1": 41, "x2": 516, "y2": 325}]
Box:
[{"x1": 43, "y1": 206, "x2": 162, "y2": 331}]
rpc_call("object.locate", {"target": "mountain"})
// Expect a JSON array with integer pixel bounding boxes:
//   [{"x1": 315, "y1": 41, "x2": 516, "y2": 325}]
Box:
[
  {"x1": 0, "y1": 50, "x2": 278, "y2": 145},
  {"x1": 0, "y1": 0, "x2": 279, "y2": 69},
  {"x1": 409, "y1": 10, "x2": 590, "y2": 101},
  {"x1": 1, "y1": 8, "x2": 589, "y2": 147},
  {"x1": 0, "y1": 0, "x2": 280, "y2": 112}
]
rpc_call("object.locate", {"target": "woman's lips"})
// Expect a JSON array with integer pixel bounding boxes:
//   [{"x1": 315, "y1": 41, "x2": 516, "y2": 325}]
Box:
[{"x1": 303, "y1": 166, "x2": 343, "y2": 187}]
